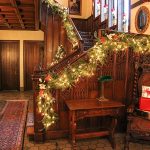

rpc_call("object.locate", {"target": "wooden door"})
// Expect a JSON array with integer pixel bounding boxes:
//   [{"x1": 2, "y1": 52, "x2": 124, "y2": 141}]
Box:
[
  {"x1": 24, "y1": 41, "x2": 44, "y2": 91},
  {"x1": 0, "y1": 41, "x2": 19, "y2": 90}
]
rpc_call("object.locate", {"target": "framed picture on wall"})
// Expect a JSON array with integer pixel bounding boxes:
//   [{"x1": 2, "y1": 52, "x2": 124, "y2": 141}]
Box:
[
  {"x1": 94, "y1": 0, "x2": 101, "y2": 18},
  {"x1": 69, "y1": 0, "x2": 81, "y2": 15}
]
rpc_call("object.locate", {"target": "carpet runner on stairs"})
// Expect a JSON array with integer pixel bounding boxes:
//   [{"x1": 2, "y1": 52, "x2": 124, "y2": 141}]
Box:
[{"x1": 79, "y1": 31, "x2": 94, "y2": 51}]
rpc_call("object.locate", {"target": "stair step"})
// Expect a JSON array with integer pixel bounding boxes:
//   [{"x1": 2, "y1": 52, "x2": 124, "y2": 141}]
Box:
[
  {"x1": 26, "y1": 126, "x2": 34, "y2": 141},
  {"x1": 83, "y1": 39, "x2": 94, "y2": 42},
  {"x1": 27, "y1": 112, "x2": 34, "y2": 126},
  {"x1": 26, "y1": 112, "x2": 34, "y2": 138},
  {"x1": 84, "y1": 46, "x2": 93, "y2": 50},
  {"x1": 79, "y1": 31, "x2": 92, "y2": 35},
  {"x1": 27, "y1": 126, "x2": 34, "y2": 135},
  {"x1": 84, "y1": 41, "x2": 93, "y2": 45},
  {"x1": 81, "y1": 35, "x2": 93, "y2": 39},
  {"x1": 79, "y1": 30, "x2": 94, "y2": 51}
]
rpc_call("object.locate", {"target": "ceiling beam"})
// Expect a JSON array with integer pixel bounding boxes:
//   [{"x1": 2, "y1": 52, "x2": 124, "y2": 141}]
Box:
[
  {"x1": 0, "y1": 4, "x2": 33, "y2": 9},
  {"x1": 34, "y1": 0, "x2": 39, "y2": 30},
  {"x1": 9, "y1": 0, "x2": 25, "y2": 29},
  {"x1": 0, "y1": 14, "x2": 11, "y2": 29}
]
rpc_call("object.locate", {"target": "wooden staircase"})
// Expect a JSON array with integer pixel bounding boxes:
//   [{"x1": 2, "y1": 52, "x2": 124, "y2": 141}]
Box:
[{"x1": 79, "y1": 31, "x2": 94, "y2": 51}]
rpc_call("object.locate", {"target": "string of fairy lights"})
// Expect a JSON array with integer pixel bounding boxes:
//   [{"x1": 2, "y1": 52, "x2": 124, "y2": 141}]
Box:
[
  {"x1": 48, "y1": 45, "x2": 66, "y2": 67},
  {"x1": 38, "y1": 0, "x2": 150, "y2": 129}
]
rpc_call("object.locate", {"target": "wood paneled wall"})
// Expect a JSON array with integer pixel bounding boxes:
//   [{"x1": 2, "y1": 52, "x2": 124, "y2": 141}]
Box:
[
  {"x1": 0, "y1": 41, "x2": 20, "y2": 90},
  {"x1": 72, "y1": 15, "x2": 100, "y2": 33}
]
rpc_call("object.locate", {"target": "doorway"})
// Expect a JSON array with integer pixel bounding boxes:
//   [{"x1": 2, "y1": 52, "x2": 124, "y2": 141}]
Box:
[
  {"x1": 24, "y1": 41, "x2": 44, "y2": 91},
  {"x1": 0, "y1": 41, "x2": 20, "y2": 90}
]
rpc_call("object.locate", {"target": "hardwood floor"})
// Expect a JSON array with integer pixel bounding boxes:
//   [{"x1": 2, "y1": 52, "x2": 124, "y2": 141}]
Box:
[{"x1": 0, "y1": 91, "x2": 33, "y2": 100}]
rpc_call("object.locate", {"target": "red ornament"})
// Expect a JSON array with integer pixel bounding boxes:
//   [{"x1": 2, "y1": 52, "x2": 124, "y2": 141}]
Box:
[
  {"x1": 112, "y1": 35, "x2": 119, "y2": 40},
  {"x1": 97, "y1": 0, "x2": 100, "y2": 4},
  {"x1": 45, "y1": 74, "x2": 51, "y2": 82},
  {"x1": 111, "y1": 8, "x2": 115, "y2": 12},
  {"x1": 123, "y1": 13, "x2": 126, "y2": 17},
  {"x1": 104, "y1": 4, "x2": 108, "y2": 8},
  {"x1": 100, "y1": 37, "x2": 106, "y2": 43},
  {"x1": 39, "y1": 90, "x2": 44, "y2": 96}
]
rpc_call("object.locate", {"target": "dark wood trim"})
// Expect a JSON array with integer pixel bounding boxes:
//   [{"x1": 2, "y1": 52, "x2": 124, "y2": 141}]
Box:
[
  {"x1": 131, "y1": 0, "x2": 150, "y2": 9},
  {"x1": 129, "y1": 0, "x2": 131, "y2": 33},
  {"x1": 124, "y1": 49, "x2": 129, "y2": 105}
]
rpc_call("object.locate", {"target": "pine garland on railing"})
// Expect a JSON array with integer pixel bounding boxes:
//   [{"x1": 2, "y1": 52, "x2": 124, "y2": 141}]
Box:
[
  {"x1": 39, "y1": 1, "x2": 150, "y2": 129},
  {"x1": 38, "y1": 31, "x2": 150, "y2": 129},
  {"x1": 42, "y1": 0, "x2": 78, "y2": 48},
  {"x1": 48, "y1": 45, "x2": 66, "y2": 67}
]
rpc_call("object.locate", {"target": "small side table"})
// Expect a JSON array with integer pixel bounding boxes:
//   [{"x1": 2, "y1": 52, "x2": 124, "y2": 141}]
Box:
[{"x1": 65, "y1": 99, "x2": 124, "y2": 149}]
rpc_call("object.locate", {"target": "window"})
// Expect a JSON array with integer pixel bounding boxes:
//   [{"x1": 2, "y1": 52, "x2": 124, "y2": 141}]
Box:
[
  {"x1": 94, "y1": 0, "x2": 101, "y2": 18},
  {"x1": 101, "y1": 0, "x2": 108, "y2": 22},
  {"x1": 99, "y1": 0, "x2": 130, "y2": 32},
  {"x1": 118, "y1": 0, "x2": 129, "y2": 32},
  {"x1": 108, "y1": 0, "x2": 117, "y2": 27}
]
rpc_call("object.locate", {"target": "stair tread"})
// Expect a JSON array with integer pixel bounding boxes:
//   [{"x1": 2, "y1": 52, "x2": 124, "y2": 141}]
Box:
[
  {"x1": 79, "y1": 31, "x2": 92, "y2": 34},
  {"x1": 79, "y1": 30, "x2": 94, "y2": 51},
  {"x1": 27, "y1": 126, "x2": 34, "y2": 135},
  {"x1": 27, "y1": 112, "x2": 34, "y2": 126}
]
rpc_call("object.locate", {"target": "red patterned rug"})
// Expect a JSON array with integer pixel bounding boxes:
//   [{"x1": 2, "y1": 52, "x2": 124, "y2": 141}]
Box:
[{"x1": 0, "y1": 100, "x2": 28, "y2": 150}]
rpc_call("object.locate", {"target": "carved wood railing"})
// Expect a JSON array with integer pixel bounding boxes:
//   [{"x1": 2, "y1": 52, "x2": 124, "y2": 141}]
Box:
[
  {"x1": 49, "y1": 51, "x2": 87, "y2": 74},
  {"x1": 68, "y1": 17, "x2": 84, "y2": 50}
]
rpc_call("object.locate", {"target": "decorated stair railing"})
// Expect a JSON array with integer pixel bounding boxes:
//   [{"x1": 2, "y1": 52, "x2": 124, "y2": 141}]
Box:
[
  {"x1": 32, "y1": 0, "x2": 87, "y2": 141},
  {"x1": 32, "y1": 0, "x2": 150, "y2": 142},
  {"x1": 40, "y1": 0, "x2": 85, "y2": 67}
]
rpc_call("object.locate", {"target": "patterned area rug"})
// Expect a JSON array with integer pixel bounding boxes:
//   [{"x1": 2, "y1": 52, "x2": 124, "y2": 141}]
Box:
[
  {"x1": 0, "y1": 101, "x2": 7, "y2": 119},
  {"x1": 0, "y1": 100, "x2": 28, "y2": 150}
]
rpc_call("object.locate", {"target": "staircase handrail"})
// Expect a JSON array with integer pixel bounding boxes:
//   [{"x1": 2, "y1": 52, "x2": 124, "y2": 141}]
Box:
[
  {"x1": 48, "y1": 50, "x2": 84, "y2": 73},
  {"x1": 68, "y1": 17, "x2": 84, "y2": 50},
  {"x1": 53, "y1": 51, "x2": 88, "y2": 74}
]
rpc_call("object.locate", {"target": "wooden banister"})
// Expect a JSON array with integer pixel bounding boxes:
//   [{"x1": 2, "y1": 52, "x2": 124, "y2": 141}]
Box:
[
  {"x1": 68, "y1": 17, "x2": 84, "y2": 49},
  {"x1": 69, "y1": 18, "x2": 82, "y2": 41}
]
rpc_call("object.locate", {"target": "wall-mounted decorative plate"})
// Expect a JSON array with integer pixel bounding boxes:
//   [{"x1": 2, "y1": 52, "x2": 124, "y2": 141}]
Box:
[{"x1": 135, "y1": 6, "x2": 150, "y2": 33}]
